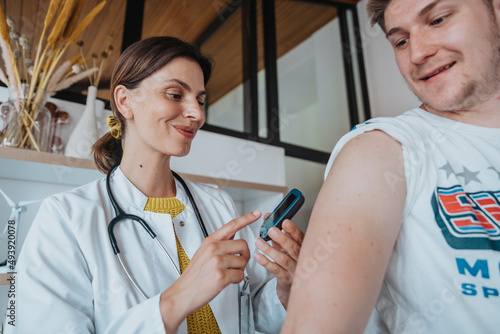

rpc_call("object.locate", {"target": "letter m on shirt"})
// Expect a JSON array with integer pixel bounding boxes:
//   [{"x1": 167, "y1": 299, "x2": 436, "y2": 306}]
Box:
[{"x1": 456, "y1": 258, "x2": 489, "y2": 278}]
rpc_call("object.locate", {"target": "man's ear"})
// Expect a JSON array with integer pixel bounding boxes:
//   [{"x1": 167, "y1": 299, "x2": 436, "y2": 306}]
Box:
[{"x1": 114, "y1": 85, "x2": 134, "y2": 120}]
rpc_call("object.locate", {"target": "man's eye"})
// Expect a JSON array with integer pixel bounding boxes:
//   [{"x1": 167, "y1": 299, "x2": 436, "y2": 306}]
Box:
[
  {"x1": 395, "y1": 38, "x2": 408, "y2": 48},
  {"x1": 431, "y1": 17, "x2": 443, "y2": 26},
  {"x1": 198, "y1": 100, "x2": 205, "y2": 107},
  {"x1": 431, "y1": 17, "x2": 444, "y2": 25}
]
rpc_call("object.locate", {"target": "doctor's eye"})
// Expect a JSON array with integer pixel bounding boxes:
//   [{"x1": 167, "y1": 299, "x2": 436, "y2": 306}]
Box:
[{"x1": 168, "y1": 93, "x2": 183, "y2": 101}]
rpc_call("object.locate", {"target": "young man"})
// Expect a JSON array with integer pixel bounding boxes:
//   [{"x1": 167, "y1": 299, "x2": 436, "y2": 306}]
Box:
[{"x1": 281, "y1": 0, "x2": 500, "y2": 332}]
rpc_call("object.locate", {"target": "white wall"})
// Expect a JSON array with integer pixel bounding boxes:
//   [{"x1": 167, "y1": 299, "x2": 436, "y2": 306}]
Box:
[{"x1": 172, "y1": 130, "x2": 286, "y2": 187}]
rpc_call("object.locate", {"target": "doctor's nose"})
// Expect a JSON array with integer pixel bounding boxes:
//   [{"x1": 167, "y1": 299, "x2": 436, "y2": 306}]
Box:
[{"x1": 183, "y1": 100, "x2": 205, "y2": 122}]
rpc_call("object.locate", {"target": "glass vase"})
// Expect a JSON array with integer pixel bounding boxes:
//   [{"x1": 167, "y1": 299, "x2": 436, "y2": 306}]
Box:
[
  {"x1": 50, "y1": 111, "x2": 71, "y2": 155},
  {"x1": 0, "y1": 99, "x2": 52, "y2": 152}
]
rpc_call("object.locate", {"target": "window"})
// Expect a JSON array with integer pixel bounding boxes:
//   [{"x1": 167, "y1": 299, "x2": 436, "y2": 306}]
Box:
[{"x1": 198, "y1": 0, "x2": 370, "y2": 164}]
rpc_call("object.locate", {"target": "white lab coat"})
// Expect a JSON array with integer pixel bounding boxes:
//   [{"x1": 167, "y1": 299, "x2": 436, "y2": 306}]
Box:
[{"x1": 5, "y1": 167, "x2": 286, "y2": 333}]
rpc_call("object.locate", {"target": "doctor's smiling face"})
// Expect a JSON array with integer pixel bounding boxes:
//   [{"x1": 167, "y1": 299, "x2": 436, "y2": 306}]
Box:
[
  {"x1": 93, "y1": 37, "x2": 212, "y2": 174},
  {"x1": 385, "y1": 0, "x2": 500, "y2": 113},
  {"x1": 116, "y1": 57, "x2": 206, "y2": 158}
]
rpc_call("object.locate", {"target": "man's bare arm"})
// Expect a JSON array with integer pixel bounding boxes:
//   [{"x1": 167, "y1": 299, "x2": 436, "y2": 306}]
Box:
[{"x1": 281, "y1": 130, "x2": 406, "y2": 333}]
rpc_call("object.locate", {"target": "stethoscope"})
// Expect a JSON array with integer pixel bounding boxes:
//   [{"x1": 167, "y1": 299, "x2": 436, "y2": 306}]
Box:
[
  {"x1": 106, "y1": 165, "x2": 252, "y2": 333},
  {"x1": 106, "y1": 165, "x2": 209, "y2": 299}
]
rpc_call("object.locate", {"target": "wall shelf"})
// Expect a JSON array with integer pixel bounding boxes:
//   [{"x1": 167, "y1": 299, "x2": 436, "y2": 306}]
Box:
[
  {"x1": 0, "y1": 146, "x2": 287, "y2": 197},
  {"x1": 0, "y1": 147, "x2": 95, "y2": 170}
]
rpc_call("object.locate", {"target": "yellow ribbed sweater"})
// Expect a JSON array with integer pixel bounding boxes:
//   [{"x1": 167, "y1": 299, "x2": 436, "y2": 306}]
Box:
[{"x1": 144, "y1": 197, "x2": 221, "y2": 334}]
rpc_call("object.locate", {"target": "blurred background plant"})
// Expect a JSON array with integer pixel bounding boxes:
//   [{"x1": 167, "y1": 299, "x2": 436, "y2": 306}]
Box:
[
  {"x1": 76, "y1": 30, "x2": 114, "y2": 89},
  {"x1": 0, "y1": 0, "x2": 107, "y2": 151}
]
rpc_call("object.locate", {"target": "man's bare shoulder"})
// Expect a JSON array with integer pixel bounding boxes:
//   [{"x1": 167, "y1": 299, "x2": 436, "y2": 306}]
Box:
[
  {"x1": 343, "y1": 129, "x2": 401, "y2": 150},
  {"x1": 327, "y1": 129, "x2": 403, "y2": 179}
]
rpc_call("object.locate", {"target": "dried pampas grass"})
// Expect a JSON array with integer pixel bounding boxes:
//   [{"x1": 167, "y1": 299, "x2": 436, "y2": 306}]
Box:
[
  {"x1": 0, "y1": 0, "x2": 107, "y2": 151},
  {"x1": 69, "y1": 1, "x2": 107, "y2": 43},
  {"x1": 46, "y1": 60, "x2": 71, "y2": 92},
  {"x1": 0, "y1": 1, "x2": 10, "y2": 43},
  {"x1": 0, "y1": 37, "x2": 18, "y2": 99},
  {"x1": 47, "y1": 0, "x2": 77, "y2": 46},
  {"x1": 44, "y1": 0, "x2": 64, "y2": 30},
  {"x1": 50, "y1": 67, "x2": 98, "y2": 93},
  {"x1": 63, "y1": 0, "x2": 85, "y2": 39}
]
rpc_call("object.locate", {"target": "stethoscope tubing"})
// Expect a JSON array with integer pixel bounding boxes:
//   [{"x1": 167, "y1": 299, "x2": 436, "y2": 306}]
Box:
[
  {"x1": 106, "y1": 166, "x2": 252, "y2": 332},
  {"x1": 171, "y1": 170, "x2": 209, "y2": 238},
  {"x1": 106, "y1": 165, "x2": 208, "y2": 297}
]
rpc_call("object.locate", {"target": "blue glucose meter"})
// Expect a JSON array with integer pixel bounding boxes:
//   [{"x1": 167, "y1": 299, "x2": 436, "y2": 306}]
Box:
[{"x1": 259, "y1": 188, "x2": 304, "y2": 241}]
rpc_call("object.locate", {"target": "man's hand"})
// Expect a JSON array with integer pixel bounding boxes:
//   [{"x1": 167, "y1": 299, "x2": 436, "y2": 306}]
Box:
[{"x1": 254, "y1": 214, "x2": 304, "y2": 309}]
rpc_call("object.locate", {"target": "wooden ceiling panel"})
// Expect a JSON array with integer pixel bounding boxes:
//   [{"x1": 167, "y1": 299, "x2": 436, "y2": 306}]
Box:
[
  {"x1": 142, "y1": 0, "x2": 236, "y2": 42},
  {"x1": 200, "y1": 7, "x2": 243, "y2": 105},
  {"x1": 1, "y1": 0, "x2": 358, "y2": 102}
]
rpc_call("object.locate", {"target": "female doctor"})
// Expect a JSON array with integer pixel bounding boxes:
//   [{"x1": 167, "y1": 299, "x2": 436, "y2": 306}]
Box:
[{"x1": 9, "y1": 37, "x2": 304, "y2": 334}]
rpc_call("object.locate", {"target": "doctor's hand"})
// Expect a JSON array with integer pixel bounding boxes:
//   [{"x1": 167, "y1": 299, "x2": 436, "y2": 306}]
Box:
[
  {"x1": 160, "y1": 210, "x2": 261, "y2": 334},
  {"x1": 254, "y1": 215, "x2": 304, "y2": 309}
]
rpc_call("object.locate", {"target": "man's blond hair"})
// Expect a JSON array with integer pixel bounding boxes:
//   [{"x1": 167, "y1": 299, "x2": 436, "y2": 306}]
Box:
[{"x1": 367, "y1": 0, "x2": 494, "y2": 33}]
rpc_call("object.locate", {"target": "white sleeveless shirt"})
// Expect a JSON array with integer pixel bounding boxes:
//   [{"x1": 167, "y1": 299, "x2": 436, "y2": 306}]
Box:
[{"x1": 325, "y1": 108, "x2": 500, "y2": 333}]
